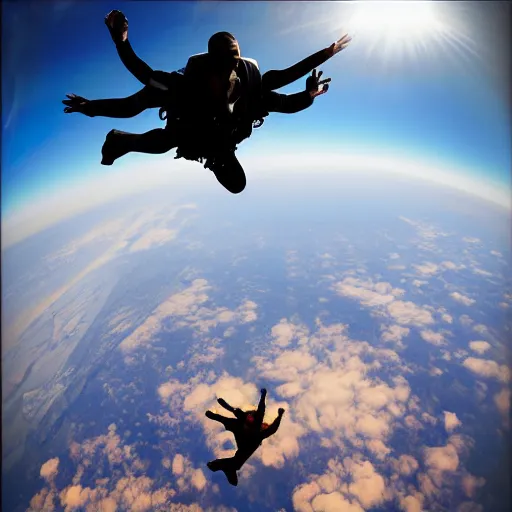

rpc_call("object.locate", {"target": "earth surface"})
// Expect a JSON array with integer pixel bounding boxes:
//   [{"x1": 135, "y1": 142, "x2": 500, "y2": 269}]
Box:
[{"x1": 2, "y1": 170, "x2": 510, "y2": 512}]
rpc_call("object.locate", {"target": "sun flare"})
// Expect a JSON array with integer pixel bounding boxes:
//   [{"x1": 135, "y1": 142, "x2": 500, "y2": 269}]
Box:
[{"x1": 338, "y1": 1, "x2": 477, "y2": 66}]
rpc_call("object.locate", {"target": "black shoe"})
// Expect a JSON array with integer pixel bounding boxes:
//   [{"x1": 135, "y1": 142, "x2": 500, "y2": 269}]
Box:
[
  {"x1": 224, "y1": 469, "x2": 238, "y2": 486},
  {"x1": 207, "y1": 460, "x2": 220, "y2": 472},
  {"x1": 101, "y1": 129, "x2": 128, "y2": 165}
]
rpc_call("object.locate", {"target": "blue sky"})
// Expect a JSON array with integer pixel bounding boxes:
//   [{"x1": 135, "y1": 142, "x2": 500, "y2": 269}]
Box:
[{"x1": 2, "y1": 1, "x2": 511, "y2": 216}]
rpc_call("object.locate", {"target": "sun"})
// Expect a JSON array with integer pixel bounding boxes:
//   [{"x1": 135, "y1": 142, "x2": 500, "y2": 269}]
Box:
[
  {"x1": 340, "y1": 1, "x2": 477, "y2": 66},
  {"x1": 350, "y1": 1, "x2": 438, "y2": 38}
]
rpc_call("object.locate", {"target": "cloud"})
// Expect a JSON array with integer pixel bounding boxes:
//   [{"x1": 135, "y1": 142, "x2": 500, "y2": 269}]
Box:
[
  {"x1": 271, "y1": 319, "x2": 309, "y2": 348},
  {"x1": 171, "y1": 454, "x2": 207, "y2": 492},
  {"x1": 28, "y1": 422, "x2": 216, "y2": 512},
  {"x1": 441, "y1": 313, "x2": 453, "y2": 324},
  {"x1": 450, "y1": 292, "x2": 476, "y2": 307},
  {"x1": 413, "y1": 262, "x2": 439, "y2": 276},
  {"x1": 292, "y1": 457, "x2": 389, "y2": 512},
  {"x1": 462, "y1": 358, "x2": 510, "y2": 383},
  {"x1": 460, "y1": 315, "x2": 474, "y2": 326},
  {"x1": 423, "y1": 442, "x2": 460, "y2": 493},
  {"x1": 129, "y1": 228, "x2": 178, "y2": 252},
  {"x1": 332, "y1": 277, "x2": 397, "y2": 307},
  {"x1": 387, "y1": 301, "x2": 434, "y2": 326},
  {"x1": 494, "y1": 388, "x2": 511, "y2": 417},
  {"x1": 119, "y1": 280, "x2": 258, "y2": 353},
  {"x1": 381, "y1": 325, "x2": 410, "y2": 348},
  {"x1": 394, "y1": 455, "x2": 419, "y2": 476},
  {"x1": 40, "y1": 457, "x2": 59, "y2": 482},
  {"x1": 420, "y1": 330, "x2": 446, "y2": 346},
  {"x1": 468, "y1": 341, "x2": 491, "y2": 355},
  {"x1": 332, "y1": 276, "x2": 434, "y2": 327},
  {"x1": 443, "y1": 411, "x2": 462, "y2": 432}
]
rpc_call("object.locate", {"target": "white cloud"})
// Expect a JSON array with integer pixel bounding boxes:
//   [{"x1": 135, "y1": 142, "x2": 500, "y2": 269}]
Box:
[
  {"x1": 271, "y1": 319, "x2": 309, "y2": 348},
  {"x1": 387, "y1": 301, "x2": 434, "y2": 326},
  {"x1": 129, "y1": 228, "x2": 177, "y2": 252},
  {"x1": 381, "y1": 325, "x2": 410, "y2": 348},
  {"x1": 443, "y1": 411, "x2": 462, "y2": 433},
  {"x1": 494, "y1": 388, "x2": 511, "y2": 417},
  {"x1": 420, "y1": 330, "x2": 445, "y2": 346},
  {"x1": 413, "y1": 262, "x2": 439, "y2": 276},
  {"x1": 462, "y1": 358, "x2": 510, "y2": 383},
  {"x1": 40, "y1": 457, "x2": 59, "y2": 482},
  {"x1": 441, "y1": 313, "x2": 453, "y2": 324},
  {"x1": 468, "y1": 341, "x2": 491, "y2": 355},
  {"x1": 333, "y1": 277, "x2": 396, "y2": 307},
  {"x1": 460, "y1": 315, "x2": 474, "y2": 326},
  {"x1": 119, "y1": 280, "x2": 258, "y2": 353},
  {"x1": 450, "y1": 292, "x2": 475, "y2": 307},
  {"x1": 424, "y1": 443, "x2": 460, "y2": 480}
]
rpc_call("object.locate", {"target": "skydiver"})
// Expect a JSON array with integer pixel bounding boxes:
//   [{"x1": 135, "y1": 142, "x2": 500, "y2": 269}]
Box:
[
  {"x1": 204, "y1": 388, "x2": 285, "y2": 486},
  {"x1": 62, "y1": 10, "x2": 351, "y2": 193}
]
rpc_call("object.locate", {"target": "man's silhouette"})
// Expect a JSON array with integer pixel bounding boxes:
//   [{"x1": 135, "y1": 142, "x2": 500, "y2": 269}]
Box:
[
  {"x1": 205, "y1": 388, "x2": 285, "y2": 486},
  {"x1": 62, "y1": 10, "x2": 350, "y2": 193}
]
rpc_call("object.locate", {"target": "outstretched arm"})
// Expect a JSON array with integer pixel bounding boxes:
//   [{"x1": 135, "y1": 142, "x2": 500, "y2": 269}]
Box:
[
  {"x1": 264, "y1": 69, "x2": 330, "y2": 114},
  {"x1": 261, "y1": 409, "x2": 285, "y2": 440},
  {"x1": 62, "y1": 86, "x2": 167, "y2": 118},
  {"x1": 254, "y1": 388, "x2": 267, "y2": 423},
  {"x1": 105, "y1": 10, "x2": 172, "y2": 91},
  {"x1": 261, "y1": 34, "x2": 351, "y2": 92}
]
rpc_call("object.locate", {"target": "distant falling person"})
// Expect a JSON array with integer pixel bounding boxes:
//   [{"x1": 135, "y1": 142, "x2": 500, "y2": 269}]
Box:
[{"x1": 205, "y1": 388, "x2": 285, "y2": 486}]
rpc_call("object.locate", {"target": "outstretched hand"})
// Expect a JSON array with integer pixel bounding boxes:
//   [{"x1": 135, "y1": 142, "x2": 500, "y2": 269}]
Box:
[
  {"x1": 306, "y1": 69, "x2": 331, "y2": 99},
  {"x1": 278, "y1": 408, "x2": 285, "y2": 416},
  {"x1": 105, "y1": 9, "x2": 128, "y2": 44},
  {"x1": 326, "y1": 34, "x2": 352, "y2": 57},
  {"x1": 62, "y1": 94, "x2": 94, "y2": 117}
]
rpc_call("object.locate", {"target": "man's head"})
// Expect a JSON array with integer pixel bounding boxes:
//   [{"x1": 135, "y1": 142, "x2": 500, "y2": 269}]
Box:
[{"x1": 208, "y1": 32, "x2": 240, "y2": 72}]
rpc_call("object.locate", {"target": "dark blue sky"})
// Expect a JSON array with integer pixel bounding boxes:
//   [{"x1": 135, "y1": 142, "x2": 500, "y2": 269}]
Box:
[{"x1": 2, "y1": 1, "x2": 511, "y2": 214}]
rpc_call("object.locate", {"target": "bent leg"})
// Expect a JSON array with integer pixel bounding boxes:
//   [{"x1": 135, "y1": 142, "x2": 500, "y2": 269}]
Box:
[
  {"x1": 207, "y1": 458, "x2": 239, "y2": 486},
  {"x1": 101, "y1": 126, "x2": 178, "y2": 165},
  {"x1": 205, "y1": 411, "x2": 239, "y2": 432},
  {"x1": 209, "y1": 153, "x2": 247, "y2": 194}
]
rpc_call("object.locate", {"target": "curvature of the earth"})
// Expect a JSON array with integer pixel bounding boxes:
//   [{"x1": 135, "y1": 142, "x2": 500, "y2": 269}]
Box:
[{"x1": 2, "y1": 171, "x2": 510, "y2": 512}]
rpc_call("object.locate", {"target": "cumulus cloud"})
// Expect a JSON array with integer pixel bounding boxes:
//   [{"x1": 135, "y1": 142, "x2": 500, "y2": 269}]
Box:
[
  {"x1": 171, "y1": 454, "x2": 207, "y2": 492},
  {"x1": 332, "y1": 275, "x2": 434, "y2": 327},
  {"x1": 468, "y1": 341, "x2": 491, "y2": 355},
  {"x1": 27, "y1": 422, "x2": 217, "y2": 512},
  {"x1": 332, "y1": 277, "x2": 398, "y2": 307},
  {"x1": 413, "y1": 262, "x2": 439, "y2": 276},
  {"x1": 271, "y1": 319, "x2": 309, "y2": 348},
  {"x1": 443, "y1": 411, "x2": 462, "y2": 432},
  {"x1": 462, "y1": 358, "x2": 510, "y2": 383},
  {"x1": 381, "y1": 325, "x2": 410, "y2": 348},
  {"x1": 450, "y1": 292, "x2": 476, "y2": 307},
  {"x1": 40, "y1": 457, "x2": 59, "y2": 482},
  {"x1": 420, "y1": 330, "x2": 446, "y2": 346},
  {"x1": 387, "y1": 301, "x2": 434, "y2": 326},
  {"x1": 119, "y1": 280, "x2": 257, "y2": 353},
  {"x1": 292, "y1": 457, "x2": 389, "y2": 512},
  {"x1": 494, "y1": 388, "x2": 511, "y2": 417}
]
